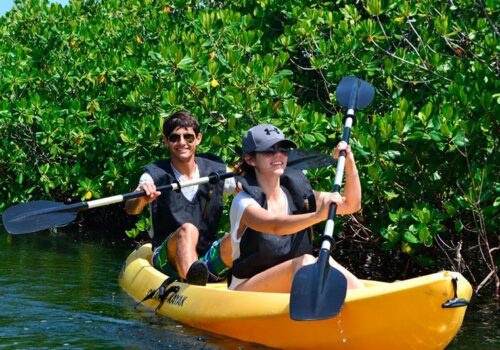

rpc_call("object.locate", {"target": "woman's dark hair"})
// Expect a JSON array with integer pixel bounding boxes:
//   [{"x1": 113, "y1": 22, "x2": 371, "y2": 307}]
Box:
[
  {"x1": 163, "y1": 111, "x2": 201, "y2": 137},
  {"x1": 233, "y1": 154, "x2": 256, "y2": 177}
]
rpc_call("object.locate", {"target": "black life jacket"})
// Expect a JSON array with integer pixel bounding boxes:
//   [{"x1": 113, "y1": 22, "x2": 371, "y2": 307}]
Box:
[
  {"x1": 231, "y1": 168, "x2": 316, "y2": 279},
  {"x1": 145, "y1": 154, "x2": 226, "y2": 255}
]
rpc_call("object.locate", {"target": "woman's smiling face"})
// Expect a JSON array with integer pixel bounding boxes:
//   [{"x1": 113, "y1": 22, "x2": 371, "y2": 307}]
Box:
[{"x1": 246, "y1": 142, "x2": 289, "y2": 176}]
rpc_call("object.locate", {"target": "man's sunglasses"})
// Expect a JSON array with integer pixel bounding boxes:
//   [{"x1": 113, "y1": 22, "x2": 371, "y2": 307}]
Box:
[
  {"x1": 168, "y1": 133, "x2": 196, "y2": 143},
  {"x1": 260, "y1": 144, "x2": 292, "y2": 155}
]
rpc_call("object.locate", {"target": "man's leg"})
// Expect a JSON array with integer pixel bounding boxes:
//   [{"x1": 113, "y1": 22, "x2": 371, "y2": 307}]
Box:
[
  {"x1": 167, "y1": 223, "x2": 200, "y2": 279},
  {"x1": 167, "y1": 223, "x2": 208, "y2": 286}
]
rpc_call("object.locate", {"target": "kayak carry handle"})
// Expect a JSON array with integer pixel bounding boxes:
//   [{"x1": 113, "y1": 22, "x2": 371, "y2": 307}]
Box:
[{"x1": 442, "y1": 277, "x2": 470, "y2": 308}]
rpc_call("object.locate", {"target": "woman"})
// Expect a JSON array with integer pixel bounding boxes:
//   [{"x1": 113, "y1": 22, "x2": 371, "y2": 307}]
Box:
[{"x1": 229, "y1": 123, "x2": 364, "y2": 292}]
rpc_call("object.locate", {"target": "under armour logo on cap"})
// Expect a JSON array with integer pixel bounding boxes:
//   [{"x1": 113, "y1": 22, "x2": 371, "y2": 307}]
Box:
[
  {"x1": 264, "y1": 127, "x2": 280, "y2": 135},
  {"x1": 242, "y1": 123, "x2": 297, "y2": 154}
]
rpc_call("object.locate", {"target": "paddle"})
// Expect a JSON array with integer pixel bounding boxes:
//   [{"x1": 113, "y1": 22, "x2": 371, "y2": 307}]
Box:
[
  {"x1": 287, "y1": 148, "x2": 336, "y2": 170},
  {"x1": 1, "y1": 149, "x2": 334, "y2": 236},
  {"x1": 290, "y1": 76, "x2": 375, "y2": 321}
]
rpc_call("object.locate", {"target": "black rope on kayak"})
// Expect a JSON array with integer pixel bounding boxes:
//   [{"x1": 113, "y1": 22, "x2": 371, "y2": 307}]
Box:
[
  {"x1": 134, "y1": 276, "x2": 180, "y2": 310},
  {"x1": 155, "y1": 281, "x2": 181, "y2": 313},
  {"x1": 442, "y1": 277, "x2": 470, "y2": 308}
]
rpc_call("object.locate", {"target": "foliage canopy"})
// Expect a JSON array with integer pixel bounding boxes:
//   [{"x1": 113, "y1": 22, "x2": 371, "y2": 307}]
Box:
[{"x1": 0, "y1": 0, "x2": 498, "y2": 288}]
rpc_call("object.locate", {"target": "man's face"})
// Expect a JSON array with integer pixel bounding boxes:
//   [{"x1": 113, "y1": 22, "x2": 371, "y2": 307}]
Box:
[{"x1": 164, "y1": 126, "x2": 202, "y2": 162}]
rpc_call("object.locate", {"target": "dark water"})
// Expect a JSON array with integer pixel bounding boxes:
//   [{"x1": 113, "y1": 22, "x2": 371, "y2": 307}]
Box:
[{"x1": 0, "y1": 230, "x2": 498, "y2": 349}]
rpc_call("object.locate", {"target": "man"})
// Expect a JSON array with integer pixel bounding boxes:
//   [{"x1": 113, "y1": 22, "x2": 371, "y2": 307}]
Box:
[{"x1": 125, "y1": 111, "x2": 235, "y2": 286}]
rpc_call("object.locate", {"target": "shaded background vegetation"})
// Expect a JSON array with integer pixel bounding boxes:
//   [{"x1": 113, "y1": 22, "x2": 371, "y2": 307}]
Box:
[{"x1": 0, "y1": 0, "x2": 498, "y2": 295}]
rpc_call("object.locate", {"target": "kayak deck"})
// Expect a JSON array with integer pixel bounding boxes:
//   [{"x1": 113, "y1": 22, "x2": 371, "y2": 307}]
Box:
[{"x1": 119, "y1": 244, "x2": 472, "y2": 349}]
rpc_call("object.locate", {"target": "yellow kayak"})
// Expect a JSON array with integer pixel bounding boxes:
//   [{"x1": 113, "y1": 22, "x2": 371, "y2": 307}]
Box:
[{"x1": 119, "y1": 244, "x2": 472, "y2": 349}]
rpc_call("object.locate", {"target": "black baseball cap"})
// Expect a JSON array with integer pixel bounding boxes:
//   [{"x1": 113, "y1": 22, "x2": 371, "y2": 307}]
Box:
[{"x1": 242, "y1": 124, "x2": 297, "y2": 154}]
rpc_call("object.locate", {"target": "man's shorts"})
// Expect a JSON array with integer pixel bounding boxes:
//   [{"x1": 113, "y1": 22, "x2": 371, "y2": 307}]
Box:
[
  {"x1": 199, "y1": 237, "x2": 230, "y2": 282},
  {"x1": 152, "y1": 235, "x2": 229, "y2": 282},
  {"x1": 151, "y1": 235, "x2": 178, "y2": 277}
]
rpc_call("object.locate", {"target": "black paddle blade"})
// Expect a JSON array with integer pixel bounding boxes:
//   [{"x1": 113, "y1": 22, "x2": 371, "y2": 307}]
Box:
[
  {"x1": 290, "y1": 251, "x2": 347, "y2": 321},
  {"x1": 336, "y1": 76, "x2": 375, "y2": 110},
  {"x1": 288, "y1": 149, "x2": 336, "y2": 170},
  {"x1": 1, "y1": 200, "x2": 77, "y2": 235}
]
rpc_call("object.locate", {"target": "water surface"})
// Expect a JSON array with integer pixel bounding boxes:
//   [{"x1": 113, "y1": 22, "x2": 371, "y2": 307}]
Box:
[{"x1": 0, "y1": 230, "x2": 497, "y2": 349}]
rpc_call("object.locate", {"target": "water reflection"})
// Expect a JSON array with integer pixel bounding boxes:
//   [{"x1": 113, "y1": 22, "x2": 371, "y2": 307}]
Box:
[
  {"x1": 448, "y1": 296, "x2": 500, "y2": 349},
  {"x1": 0, "y1": 230, "x2": 497, "y2": 349},
  {"x1": 0, "y1": 231, "x2": 265, "y2": 349}
]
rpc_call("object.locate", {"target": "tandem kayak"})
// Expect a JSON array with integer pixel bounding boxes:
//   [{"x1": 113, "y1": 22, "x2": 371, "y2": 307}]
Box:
[{"x1": 119, "y1": 244, "x2": 472, "y2": 349}]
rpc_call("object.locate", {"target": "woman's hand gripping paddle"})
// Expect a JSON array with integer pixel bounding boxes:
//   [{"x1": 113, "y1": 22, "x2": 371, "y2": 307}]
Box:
[
  {"x1": 1, "y1": 150, "x2": 335, "y2": 235},
  {"x1": 290, "y1": 76, "x2": 375, "y2": 321}
]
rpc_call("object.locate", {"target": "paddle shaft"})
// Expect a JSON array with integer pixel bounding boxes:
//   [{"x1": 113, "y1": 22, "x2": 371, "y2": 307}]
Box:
[
  {"x1": 86, "y1": 171, "x2": 235, "y2": 209},
  {"x1": 12, "y1": 172, "x2": 235, "y2": 221},
  {"x1": 85, "y1": 152, "x2": 325, "y2": 211},
  {"x1": 91, "y1": 153, "x2": 324, "y2": 211},
  {"x1": 321, "y1": 111, "x2": 354, "y2": 251},
  {"x1": 74, "y1": 172, "x2": 236, "y2": 209}
]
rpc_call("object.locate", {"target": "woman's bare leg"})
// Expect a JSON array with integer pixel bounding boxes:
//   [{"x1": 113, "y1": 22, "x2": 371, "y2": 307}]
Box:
[
  {"x1": 235, "y1": 254, "x2": 316, "y2": 293},
  {"x1": 329, "y1": 258, "x2": 365, "y2": 289},
  {"x1": 235, "y1": 254, "x2": 364, "y2": 292}
]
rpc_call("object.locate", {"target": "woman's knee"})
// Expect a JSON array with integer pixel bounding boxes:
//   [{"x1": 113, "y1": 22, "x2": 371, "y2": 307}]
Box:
[
  {"x1": 302, "y1": 254, "x2": 316, "y2": 265},
  {"x1": 293, "y1": 254, "x2": 315, "y2": 271},
  {"x1": 328, "y1": 257, "x2": 365, "y2": 289}
]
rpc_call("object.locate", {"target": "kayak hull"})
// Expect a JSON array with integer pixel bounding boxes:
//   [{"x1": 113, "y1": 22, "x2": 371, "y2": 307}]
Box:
[{"x1": 119, "y1": 244, "x2": 472, "y2": 349}]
